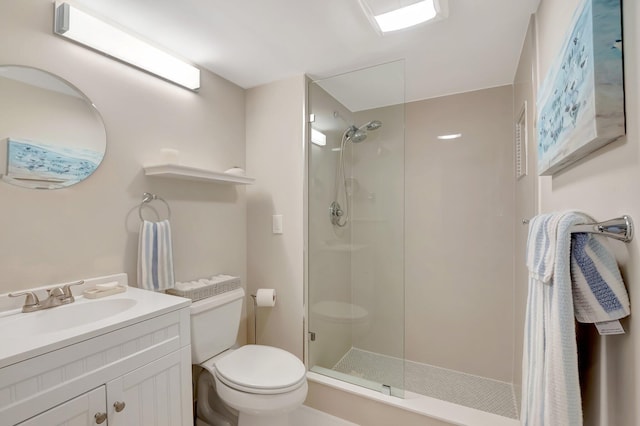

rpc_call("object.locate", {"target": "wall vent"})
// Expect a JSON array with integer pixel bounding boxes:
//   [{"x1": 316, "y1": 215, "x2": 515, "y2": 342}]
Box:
[{"x1": 515, "y1": 101, "x2": 528, "y2": 180}]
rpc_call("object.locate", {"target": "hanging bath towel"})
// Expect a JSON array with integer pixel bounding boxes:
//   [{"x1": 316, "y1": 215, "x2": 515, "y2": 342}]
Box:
[
  {"x1": 137, "y1": 219, "x2": 175, "y2": 291},
  {"x1": 570, "y1": 231, "x2": 630, "y2": 323},
  {"x1": 521, "y1": 212, "x2": 585, "y2": 426}
]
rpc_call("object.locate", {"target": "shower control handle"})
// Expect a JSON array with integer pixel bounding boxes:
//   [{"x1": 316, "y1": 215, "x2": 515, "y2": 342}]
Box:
[{"x1": 329, "y1": 201, "x2": 346, "y2": 226}]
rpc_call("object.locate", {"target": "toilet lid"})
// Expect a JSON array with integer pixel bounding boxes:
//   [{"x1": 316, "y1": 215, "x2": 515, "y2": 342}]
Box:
[{"x1": 214, "y1": 345, "x2": 306, "y2": 394}]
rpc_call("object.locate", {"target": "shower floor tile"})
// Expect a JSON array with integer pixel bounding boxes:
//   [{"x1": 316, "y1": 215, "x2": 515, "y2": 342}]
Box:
[{"x1": 332, "y1": 348, "x2": 518, "y2": 419}]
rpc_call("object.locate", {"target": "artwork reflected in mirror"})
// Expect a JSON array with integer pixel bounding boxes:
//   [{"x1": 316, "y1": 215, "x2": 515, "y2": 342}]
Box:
[{"x1": 0, "y1": 66, "x2": 106, "y2": 189}]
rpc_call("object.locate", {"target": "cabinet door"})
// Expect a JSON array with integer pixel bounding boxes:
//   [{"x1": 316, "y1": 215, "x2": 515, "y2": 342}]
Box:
[
  {"x1": 18, "y1": 386, "x2": 106, "y2": 426},
  {"x1": 107, "y1": 347, "x2": 192, "y2": 426}
]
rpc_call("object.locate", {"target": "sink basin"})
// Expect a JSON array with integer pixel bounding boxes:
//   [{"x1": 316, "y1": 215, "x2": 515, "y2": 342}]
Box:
[{"x1": 0, "y1": 297, "x2": 137, "y2": 337}]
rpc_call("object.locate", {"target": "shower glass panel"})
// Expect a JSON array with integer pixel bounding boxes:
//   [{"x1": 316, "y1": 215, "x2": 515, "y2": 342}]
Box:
[{"x1": 307, "y1": 61, "x2": 405, "y2": 397}]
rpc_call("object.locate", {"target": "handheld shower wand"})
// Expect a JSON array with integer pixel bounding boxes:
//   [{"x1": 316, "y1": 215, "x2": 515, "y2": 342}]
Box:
[{"x1": 330, "y1": 119, "x2": 382, "y2": 227}]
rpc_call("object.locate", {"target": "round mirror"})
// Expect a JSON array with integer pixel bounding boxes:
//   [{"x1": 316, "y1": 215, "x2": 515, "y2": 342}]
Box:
[{"x1": 0, "y1": 65, "x2": 106, "y2": 189}]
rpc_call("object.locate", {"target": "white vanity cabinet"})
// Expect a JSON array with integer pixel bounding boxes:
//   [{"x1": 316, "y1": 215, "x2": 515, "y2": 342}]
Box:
[
  {"x1": 16, "y1": 348, "x2": 190, "y2": 426},
  {"x1": 0, "y1": 289, "x2": 193, "y2": 426},
  {"x1": 106, "y1": 348, "x2": 190, "y2": 425},
  {"x1": 18, "y1": 387, "x2": 106, "y2": 426}
]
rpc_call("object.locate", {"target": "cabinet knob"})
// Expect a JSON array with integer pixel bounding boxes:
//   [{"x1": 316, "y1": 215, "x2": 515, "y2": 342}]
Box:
[
  {"x1": 95, "y1": 412, "x2": 107, "y2": 424},
  {"x1": 114, "y1": 400, "x2": 126, "y2": 412}
]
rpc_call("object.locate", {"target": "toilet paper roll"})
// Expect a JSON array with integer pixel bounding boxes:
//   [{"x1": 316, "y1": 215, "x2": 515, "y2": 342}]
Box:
[{"x1": 255, "y1": 288, "x2": 277, "y2": 307}]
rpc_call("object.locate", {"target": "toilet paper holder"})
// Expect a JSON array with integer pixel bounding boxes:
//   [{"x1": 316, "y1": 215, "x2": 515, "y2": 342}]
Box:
[
  {"x1": 250, "y1": 294, "x2": 258, "y2": 344},
  {"x1": 250, "y1": 289, "x2": 276, "y2": 345}
]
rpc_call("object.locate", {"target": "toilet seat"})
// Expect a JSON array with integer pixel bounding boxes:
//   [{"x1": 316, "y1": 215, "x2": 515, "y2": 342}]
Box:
[{"x1": 214, "y1": 345, "x2": 306, "y2": 395}]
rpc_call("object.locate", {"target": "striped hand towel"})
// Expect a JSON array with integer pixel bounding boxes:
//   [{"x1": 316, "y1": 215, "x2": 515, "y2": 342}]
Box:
[
  {"x1": 570, "y1": 232, "x2": 630, "y2": 323},
  {"x1": 137, "y1": 219, "x2": 175, "y2": 291}
]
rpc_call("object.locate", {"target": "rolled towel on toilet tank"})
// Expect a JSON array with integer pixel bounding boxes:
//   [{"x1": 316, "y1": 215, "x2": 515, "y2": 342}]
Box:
[{"x1": 167, "y1": 274, "x2": 241, "y2": 300}]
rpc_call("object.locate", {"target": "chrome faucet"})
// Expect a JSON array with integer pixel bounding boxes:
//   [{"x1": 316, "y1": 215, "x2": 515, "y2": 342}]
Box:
[{"x1": 9, "y1": 280, "x2": 84, "y2": 313}]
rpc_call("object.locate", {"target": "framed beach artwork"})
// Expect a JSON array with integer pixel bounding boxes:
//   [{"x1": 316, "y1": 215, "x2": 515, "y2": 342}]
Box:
[{"x1": 537, "y1": 0, "x2": 625, "y2": 175}]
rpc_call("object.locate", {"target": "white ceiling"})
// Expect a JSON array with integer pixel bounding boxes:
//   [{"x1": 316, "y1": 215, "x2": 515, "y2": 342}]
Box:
[{"x1": 70, "y1": 0, "x2": 540, "y2": 104}]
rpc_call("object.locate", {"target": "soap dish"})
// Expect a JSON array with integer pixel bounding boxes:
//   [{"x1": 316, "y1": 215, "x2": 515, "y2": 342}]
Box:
[
  {"x1": 83, "y1": 285, "x2": 127, "y2": 299},
  {"x1": 96, "y1": 281, "x2": 119, "y2": 290}
]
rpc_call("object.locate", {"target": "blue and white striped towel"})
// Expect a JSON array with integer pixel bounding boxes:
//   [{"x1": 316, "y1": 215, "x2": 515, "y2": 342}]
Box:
[
  {"x1": 526, "y1": 213, "x2": 563, "y2": 283},
  {"x1": 137, "y1": 219, "x2": 175, "y2": 291},
  {"x1": 570, "y1": 232, "x2": 630, "y2": 323},
  {"x1": 522, "y1": 212, "x2": 584, "y2": 426},
  {"x1": 522, "y1": 211, "x2": 632, "y2": 426}
]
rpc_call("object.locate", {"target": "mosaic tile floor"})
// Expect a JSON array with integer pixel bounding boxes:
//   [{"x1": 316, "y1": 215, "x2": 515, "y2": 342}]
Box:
[{"x1": 332, "y1": 348, "x2": 518, "y2": 419}]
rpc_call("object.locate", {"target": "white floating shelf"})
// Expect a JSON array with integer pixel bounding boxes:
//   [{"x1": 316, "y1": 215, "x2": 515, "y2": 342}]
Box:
[{"x1": 143, "y1": 164, "x2": 255, "y2": 185}]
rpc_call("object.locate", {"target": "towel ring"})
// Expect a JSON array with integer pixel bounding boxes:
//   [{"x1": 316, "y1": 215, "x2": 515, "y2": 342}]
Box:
[{"x1": 138, "y1": 192, "x2": 171, "y2": 221}]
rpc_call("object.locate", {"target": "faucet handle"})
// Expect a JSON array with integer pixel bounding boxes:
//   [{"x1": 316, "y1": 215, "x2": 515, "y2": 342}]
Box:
[
  {"x1": 47, "y1": 287, "x2": 65, "y2": 297},
  {"x1": 61, "y1": 280, "x2": 84, "y2": 301},
  {"x1": 9, "y1": 291, "x2": 41, "y2": 312}
]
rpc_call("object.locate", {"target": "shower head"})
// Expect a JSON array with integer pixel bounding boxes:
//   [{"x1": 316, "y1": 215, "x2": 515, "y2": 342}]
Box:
[
  {"x1": 360, "y1": 120, "x2": 382, "y2": 131},
  {"x1": 345, "y1": 120, "x2": 382, "y2": 143},
  {"x1": 348, "y1": 127, "x2": 368, "y2": 143}
]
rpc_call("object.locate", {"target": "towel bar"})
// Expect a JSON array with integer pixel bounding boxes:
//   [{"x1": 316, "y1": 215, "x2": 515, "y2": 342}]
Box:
[
  {"x1": 570, "y1": 215, "x2": 633, "y2": 243},
  {"x1": 522, "y1": 215, "x2": 633, "y2": 243}
]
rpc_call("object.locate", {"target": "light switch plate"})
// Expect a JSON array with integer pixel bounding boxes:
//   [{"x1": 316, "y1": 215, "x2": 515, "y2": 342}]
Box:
[{"x1": 272, "y1": 215, "x2": 283, "y2": 234}]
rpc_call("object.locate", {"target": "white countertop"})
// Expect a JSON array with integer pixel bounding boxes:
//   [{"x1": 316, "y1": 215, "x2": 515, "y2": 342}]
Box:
[{"x1": 0, "y1": 274, "x2": 190, "y2": 369}]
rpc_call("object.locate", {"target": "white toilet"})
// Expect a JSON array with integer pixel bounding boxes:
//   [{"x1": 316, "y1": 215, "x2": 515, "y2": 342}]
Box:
[{"x1": 190, "y1": 288, "x2": 308, "y2": 426}]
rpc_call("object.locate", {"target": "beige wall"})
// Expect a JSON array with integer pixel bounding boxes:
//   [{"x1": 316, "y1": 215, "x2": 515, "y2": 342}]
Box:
[
  {"x1": 0, "y1": 0, "x2": 248, "y2": 344},
  {"x1": 535, "y1": 0, "x2": 639, "y2": 424},
  {"x1": 512, "y1": 15, "x2": 538, "y2": 408},
  {"x1": 245, "y1": 75, "x2": 306, "y2": 359},
  {"x1": 405, "y1": 86, "x2": 515, "y2": 381}
]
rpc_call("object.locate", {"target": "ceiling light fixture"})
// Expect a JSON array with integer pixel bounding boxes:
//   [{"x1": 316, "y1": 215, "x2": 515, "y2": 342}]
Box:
[
  {"x1": 311, "y1": 128, "x2": 327, "y2": 146},
  {"x1": 437, "y1": 133, "x2": 462, "y2": 140},
  {"x1": 359, "y1": 0, "x2": 448, "y2": 33},
  {"x1": 53, "y1": 2, "x2": 200, "y2": 90}
]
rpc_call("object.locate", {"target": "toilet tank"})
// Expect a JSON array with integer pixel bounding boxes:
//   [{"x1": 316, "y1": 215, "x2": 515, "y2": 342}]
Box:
[{"x1": 189, "y1": 287, "x2": 245, "y2": 364}]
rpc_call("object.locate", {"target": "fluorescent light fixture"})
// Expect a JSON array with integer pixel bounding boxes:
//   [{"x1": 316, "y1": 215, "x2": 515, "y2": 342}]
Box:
[
  {"x1": 437, "y1": 133, "x2": 462, "y2": 140},
  {"x1": 311, "y1": 128, "x2": 327, "y2": 146},
  {"x1": 360, "y1": 0, "x2": 448, "y2": 33},
  {"x1": 53, "y1": 2, "x2": 200, "y2": 90}
]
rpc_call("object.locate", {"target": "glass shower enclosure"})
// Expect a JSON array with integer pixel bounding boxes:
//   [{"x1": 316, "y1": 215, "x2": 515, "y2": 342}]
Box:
[{"x1": 306, "y1": 61, "x2": 405, "y2": 397}]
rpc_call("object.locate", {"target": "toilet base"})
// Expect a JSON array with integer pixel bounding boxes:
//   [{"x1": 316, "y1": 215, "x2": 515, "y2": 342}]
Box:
[
  {"x1": 197, "y1": 368, "x2": 238, "y2": 426},
  {"x1": 215, "y1": 375, "x2": 308, "y2": 419}
]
